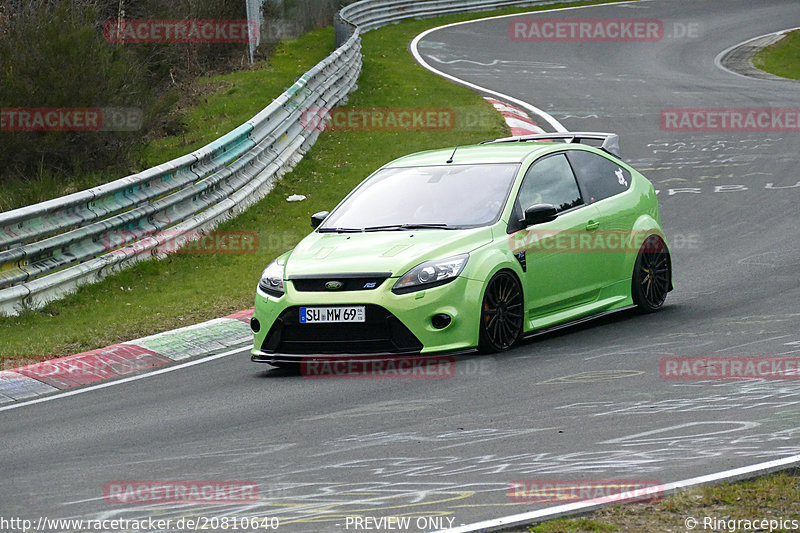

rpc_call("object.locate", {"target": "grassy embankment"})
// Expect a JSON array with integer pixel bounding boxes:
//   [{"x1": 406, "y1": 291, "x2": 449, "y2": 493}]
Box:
[
  {"x1": 753, "y1": 29, "x2": 800, "y2": 80},
  {"x1": 518, "y1": 471, "x2": 799, "y2": 532}
]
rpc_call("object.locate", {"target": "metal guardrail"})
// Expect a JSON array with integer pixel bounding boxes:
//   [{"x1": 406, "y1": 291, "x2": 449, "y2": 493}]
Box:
[
  {"x1": 0, "y1": 0, "x2": 553, "y2": 316},
  {"x1": 339, "y1": 0, "x2": 557, "y2": 33}
]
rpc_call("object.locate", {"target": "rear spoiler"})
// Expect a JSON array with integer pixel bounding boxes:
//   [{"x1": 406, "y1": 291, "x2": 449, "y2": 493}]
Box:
[{"x1": 481, "y1": 132, "x2": 620, "y2": 158}]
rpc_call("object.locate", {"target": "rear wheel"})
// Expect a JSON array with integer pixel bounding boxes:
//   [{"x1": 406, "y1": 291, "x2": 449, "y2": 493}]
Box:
[
  {"x1": 632, "y1": 235, "x2": 671, "y2": 313},
  {"x1": 478, "y1": 271, "x2": 524, "y2": 353}
]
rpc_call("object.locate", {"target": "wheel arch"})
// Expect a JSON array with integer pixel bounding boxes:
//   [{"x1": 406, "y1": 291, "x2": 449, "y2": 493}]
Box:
[
  {"x1": 465, "y1": 244, "x2": 526, "y2": 333},
  {"x1": 629, "y1": 215, "x2": 673, "y2": 291},
  {"x1": 466, "y1": 247, "x2": 526, "y2": 302}
]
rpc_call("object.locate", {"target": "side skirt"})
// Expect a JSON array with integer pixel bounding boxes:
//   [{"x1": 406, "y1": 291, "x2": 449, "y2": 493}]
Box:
[{"x1": 522, "y1": 304, "x2": 637, "y2": 341}]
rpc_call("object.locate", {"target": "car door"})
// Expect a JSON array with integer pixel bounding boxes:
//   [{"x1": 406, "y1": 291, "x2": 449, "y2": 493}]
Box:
[
  {"x1": 566, "y1": 149, "x2": 635, "y2": 284},
  {"x1": 508, "y1": 152, "x2": 605, "y2": 318}
]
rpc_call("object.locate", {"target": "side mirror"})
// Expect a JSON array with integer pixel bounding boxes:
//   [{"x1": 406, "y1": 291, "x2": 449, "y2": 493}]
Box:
[
  {"x1": 522, "y1": 204, "x2": 558, "y2": 226},
  {"x1": 311, "y1": 211, "x2": 329, "y2": 229}
]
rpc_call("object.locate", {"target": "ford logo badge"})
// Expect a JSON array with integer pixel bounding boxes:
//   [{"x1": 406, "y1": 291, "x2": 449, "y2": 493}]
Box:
[{"x1": 325, "y1": 281, "x2": 344, "y2": 290}]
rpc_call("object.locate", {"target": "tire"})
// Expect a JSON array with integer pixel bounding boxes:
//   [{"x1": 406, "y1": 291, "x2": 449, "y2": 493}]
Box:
[
  {"x1": 478, "y1": 271, "x2": 524, "y2": 353},
  {"x1": 631, "y1": 235, "x2": 671, "y2": 313}
]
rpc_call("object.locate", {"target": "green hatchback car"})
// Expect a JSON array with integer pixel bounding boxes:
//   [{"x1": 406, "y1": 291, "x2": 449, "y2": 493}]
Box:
[{"x1": 250, "y1": 132, "x2": 672, "y2": 365}]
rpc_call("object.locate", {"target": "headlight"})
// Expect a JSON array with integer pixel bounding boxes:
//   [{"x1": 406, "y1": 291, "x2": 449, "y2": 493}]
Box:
[
  {"x1": 258, "y1": 257, "x2": 286, "y2": 297},
  {"x1": 393, "y1": 254, "x2": 469, "y2": 294}
]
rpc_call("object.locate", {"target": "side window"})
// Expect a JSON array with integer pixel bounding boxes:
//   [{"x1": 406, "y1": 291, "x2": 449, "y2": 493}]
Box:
[
  {"x1": 516, "y1": 153, "x2": 583, "y2": 214},
  {"x1": 567, "y1": 150, "x2": 631, "y2": 204}
]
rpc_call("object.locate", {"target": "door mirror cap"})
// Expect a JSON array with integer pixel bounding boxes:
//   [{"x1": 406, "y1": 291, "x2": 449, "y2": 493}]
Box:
[
  {"x1": 522, "y1": 204, "x2": 558, "y2": 226},
  {"x1": 311, "y1": 211, "x2": 330, "y2": 229}
]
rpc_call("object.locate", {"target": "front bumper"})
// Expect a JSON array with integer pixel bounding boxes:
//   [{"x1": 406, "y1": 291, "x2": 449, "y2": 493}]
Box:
[{"x1": 250, "y1": 276, "x2": 484, "y2": 362}]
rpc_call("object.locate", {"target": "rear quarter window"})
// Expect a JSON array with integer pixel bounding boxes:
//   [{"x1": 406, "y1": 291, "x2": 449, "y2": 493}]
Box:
[{"x1": 567, "y1": 150, "x2": 631, "y2": 204}]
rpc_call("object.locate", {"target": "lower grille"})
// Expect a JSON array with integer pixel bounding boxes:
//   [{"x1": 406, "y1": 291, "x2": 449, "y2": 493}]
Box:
[{"x1": 261, "y1": 305, "x2": 423, "y2": 355}]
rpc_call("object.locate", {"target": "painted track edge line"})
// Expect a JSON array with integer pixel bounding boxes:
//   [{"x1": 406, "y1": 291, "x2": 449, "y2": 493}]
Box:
[
  {"x1": 410, "y1": 27, "x2": 565, "y2": 132},
  {"x1": 0, "y1": 344, "x2": 250, "y2": 413},
  {"x1": 436, "y1": 453, "x2": 800, "y2": 533},
  {"x1": 409, "y1": 1, "x2": 647, "y2": 134},
  {"x1": 714, "y1": 26, "x2": 800, "y2": 80}
]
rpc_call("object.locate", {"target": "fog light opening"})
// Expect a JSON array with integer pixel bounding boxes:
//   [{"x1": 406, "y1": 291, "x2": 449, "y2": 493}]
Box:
[
  {"x1": 432, "y1": 313, "x2": 452, "y2": 330},
  {"x1": 250, "y1": 316, "x2": 261, "y2": 333}
]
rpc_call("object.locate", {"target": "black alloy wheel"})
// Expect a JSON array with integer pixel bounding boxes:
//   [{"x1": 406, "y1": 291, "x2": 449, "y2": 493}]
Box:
[
  {"x1": 478, "y1": 271, "x2": 524, "y2": 353},
  {"x1": 632, "y1": 235, "x2": 671, "y2": 312}
]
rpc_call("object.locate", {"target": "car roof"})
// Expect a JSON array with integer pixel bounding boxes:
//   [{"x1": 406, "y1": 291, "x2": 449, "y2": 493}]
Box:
[{"x1": 384, "y1": 142, "x2": 579, "y2": 167}]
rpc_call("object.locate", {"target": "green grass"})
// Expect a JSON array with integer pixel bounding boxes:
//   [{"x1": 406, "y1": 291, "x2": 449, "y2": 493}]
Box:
[
  {"x1": 517, "y1": 471, "x2": 800, "y2": 533},
  {"x1": 529, "y1": 518, "x2": 617, "y2": 532},
  {"x1": 753, "y1": 29, "x2": 800, "y2": 80},
  {"x1": 138, "y1": 30, "x2": 339, "y2": 166},
  {"x1": 0, "y1": 170, "x2": 112, "y2": 213},
  {"x1": 0, "y1": 0, "x2": 628, "y2": 358}
]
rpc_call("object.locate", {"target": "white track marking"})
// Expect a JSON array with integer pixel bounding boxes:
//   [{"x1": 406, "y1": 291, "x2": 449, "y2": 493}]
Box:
[
  {"x1": 437, "y1": 453, "x2": 800, "y2": 532},
  {"x1": 409, "y1": 1, "x2": 648, "y2": 133},
  {"x1": 0, "y1": 345, "x2": 249, "y2": 413}
]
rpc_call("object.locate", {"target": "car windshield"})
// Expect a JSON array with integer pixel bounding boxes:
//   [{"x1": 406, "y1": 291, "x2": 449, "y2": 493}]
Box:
[{"x1": 319, "y1": 163, "x2": 520, "y2": 231}]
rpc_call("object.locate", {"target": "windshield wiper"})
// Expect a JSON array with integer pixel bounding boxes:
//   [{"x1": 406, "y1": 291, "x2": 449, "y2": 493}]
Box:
[
  {"x1": 318, "y1": 227, "x2": 363, "y2": 233},
  {"x1": 364, "y1": 223, "x2": 453, "y2": 232}
]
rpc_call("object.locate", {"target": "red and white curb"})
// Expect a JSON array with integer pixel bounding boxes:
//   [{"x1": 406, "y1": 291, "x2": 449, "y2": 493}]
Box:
[
  {"x1": 484, "y1": 97, "x2": 546, "y2": 136},
  {"x1": 0, "y1": 308, "x2": 253, "y2": 404}
]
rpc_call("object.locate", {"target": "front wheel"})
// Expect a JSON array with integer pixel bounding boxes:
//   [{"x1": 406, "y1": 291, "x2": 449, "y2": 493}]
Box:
[
  {"x1": 478, "y1": 271, "x2": 524, "y2": 353},
  {"x1": 631, "y1": 235, "x2": 671, "y2": 313}
]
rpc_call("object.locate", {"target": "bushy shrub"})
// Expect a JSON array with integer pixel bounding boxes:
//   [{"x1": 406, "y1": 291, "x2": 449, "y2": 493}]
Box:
[
  {"x1": 0, "y1": 0, "x2": 250, "y2": 187},
  {"x1": 0, "y1": 0, "x2": 154, "y2": 180}
]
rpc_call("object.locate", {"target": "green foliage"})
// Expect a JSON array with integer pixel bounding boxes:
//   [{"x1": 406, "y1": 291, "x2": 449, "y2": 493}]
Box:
[
  {"x1": 0, "y1": 1, "x2": 152, "y2": 180},
  {"x1": 0, "y1": 0, "x2": 249, "y2": 196}
]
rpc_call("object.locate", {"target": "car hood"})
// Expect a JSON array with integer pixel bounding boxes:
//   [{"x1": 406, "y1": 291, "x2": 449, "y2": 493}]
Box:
[{"x1": 284, "y1": 227, "x2": 494, "y2": 278}]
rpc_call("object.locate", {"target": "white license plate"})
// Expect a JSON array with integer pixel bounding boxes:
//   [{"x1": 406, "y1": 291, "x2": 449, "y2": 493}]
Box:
[{"x1": 300, "y1": 306, "x2": 365, "y2": 324}]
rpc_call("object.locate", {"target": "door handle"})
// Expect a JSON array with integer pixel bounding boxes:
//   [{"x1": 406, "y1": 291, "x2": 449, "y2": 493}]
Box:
[{"x1": 586, "y1": 220, "x2": 600, "y2": 231}]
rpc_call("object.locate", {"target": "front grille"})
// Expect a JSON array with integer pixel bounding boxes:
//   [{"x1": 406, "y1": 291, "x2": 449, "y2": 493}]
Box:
[
  {"x1": 290, "y1": 273, "x2": 391, "y2": 292},
  {"x1": 261, "y1": 305, "x2": 423, "y2": 355}
]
